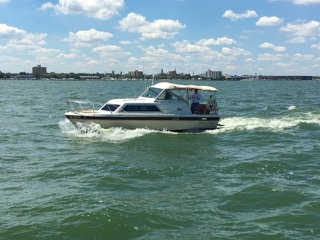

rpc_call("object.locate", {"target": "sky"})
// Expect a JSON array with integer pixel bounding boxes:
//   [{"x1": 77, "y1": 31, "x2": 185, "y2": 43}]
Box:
[{"x1": 0, "y1": 0, "x2": 320, "y2": 76}]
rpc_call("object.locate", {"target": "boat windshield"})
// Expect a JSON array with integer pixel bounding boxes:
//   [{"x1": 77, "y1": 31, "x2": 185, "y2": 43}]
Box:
[{"x1": 140, "y1": 87, "x2": 163, "y2": 99}]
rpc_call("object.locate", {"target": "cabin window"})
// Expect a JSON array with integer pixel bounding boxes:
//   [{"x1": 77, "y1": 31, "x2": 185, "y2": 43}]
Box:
[
  {"x1": 101, "y1": 104, "x2": 120, "y2": 111},
  {"x1": 123, "y1": 105, "x2": 161, "y2": 112}
]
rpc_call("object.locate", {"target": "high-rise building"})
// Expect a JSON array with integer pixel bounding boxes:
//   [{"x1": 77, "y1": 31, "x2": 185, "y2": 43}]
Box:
[
  {"x1": 168, "y1": 69, "x2": 176, "y2": 78},
  {"x1": 206, "y1": 70, "x2": 222, "y2": 79},
  {"x1": 128, "y1": 70, "x2": 143, "y2": 77},
  {"x1": 32, "y1": 65, "x2": 47, "y2": 78}
]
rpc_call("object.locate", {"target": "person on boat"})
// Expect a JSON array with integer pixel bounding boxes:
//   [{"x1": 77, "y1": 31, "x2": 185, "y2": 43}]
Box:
[{"x1": 190, "y1": 89, "x2": 203, "y2": 114}]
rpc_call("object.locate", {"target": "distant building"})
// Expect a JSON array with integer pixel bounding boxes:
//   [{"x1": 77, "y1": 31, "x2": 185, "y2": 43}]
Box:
[
  {"x1": 32, "y1": 65, "x2": 47, "y2": 78},
  {"x1": 206, "y1": 70, "x2": 222, "y2": 79},
  {"x1": 128, "y1": 70, "x2": 143, "y2": 77},
  {"x1": 168, "y1": 69, "x2": 176, "y2": 78}
]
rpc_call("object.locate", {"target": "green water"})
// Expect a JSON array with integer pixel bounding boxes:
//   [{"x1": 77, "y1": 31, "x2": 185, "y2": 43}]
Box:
[{"x1": 1, "y1": 80, "x2": 319, "y2": 239}]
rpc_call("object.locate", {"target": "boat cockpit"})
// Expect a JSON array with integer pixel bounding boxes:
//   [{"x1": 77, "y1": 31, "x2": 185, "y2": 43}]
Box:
[{"x1": 139, "y1": 85, "x2": 219, "y2": 115}]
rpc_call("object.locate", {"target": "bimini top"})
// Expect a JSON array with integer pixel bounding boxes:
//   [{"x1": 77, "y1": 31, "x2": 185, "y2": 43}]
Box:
[{"x1": 151, "y1": 82, "x2": 218, "y2": 92}]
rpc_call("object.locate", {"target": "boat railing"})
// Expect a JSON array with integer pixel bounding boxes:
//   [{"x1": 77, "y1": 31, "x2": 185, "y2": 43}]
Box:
[{"x1": 67, "y1": 100, "x2": 102, "y2": 115}]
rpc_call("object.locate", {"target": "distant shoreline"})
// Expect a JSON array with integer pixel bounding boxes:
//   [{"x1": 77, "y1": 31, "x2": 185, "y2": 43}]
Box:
[{"x1": 0, "y1": 76, "x2": 319, "y2": 81}]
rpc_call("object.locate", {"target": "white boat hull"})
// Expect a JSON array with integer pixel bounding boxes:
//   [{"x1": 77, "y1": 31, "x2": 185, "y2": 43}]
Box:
[{"x1": 65, "y1": 113, "x2": 220, "y2": 131}]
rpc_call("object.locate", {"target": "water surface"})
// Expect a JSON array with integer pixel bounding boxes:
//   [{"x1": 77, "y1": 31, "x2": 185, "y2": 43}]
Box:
[{"x1": 1, "y1": 80, "x2": 319, "y2": 239}]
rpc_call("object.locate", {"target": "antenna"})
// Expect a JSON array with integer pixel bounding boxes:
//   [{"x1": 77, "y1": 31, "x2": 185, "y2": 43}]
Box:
[{"x1": 141, "y1": 57, "x2": 145, "y2": 80}]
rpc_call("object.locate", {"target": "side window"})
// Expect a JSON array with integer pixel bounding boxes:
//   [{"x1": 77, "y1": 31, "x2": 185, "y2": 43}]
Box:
[
  {"x1": 145, "y1": 105, "x2": 161, "y2": 111},
  {"x1": 123, "y1": 105, "x2": 160, "y2": 112},
  {"x1": 123, "y1": 105, "x2": 139, "y2": 111}
]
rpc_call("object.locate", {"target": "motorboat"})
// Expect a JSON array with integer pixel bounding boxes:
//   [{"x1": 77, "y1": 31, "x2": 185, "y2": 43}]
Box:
[{"x1": 65, "y1": 82, "x2": 220, "y2": 131}]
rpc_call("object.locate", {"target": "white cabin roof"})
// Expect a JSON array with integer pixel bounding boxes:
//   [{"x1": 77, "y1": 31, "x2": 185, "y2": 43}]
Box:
[{"x1": 151, "y1": 82, "x2": 218, "y2": 92}]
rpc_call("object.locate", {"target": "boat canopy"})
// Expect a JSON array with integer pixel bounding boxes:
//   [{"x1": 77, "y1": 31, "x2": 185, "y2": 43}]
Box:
[{"x1": 151, "y1": 82, "x2": 218, "y2": 92}]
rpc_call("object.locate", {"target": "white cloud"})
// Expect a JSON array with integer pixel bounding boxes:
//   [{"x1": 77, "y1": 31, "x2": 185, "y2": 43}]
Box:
[
  {"x1": 258, "y1": 53, "x2": 282, "y2": 61},
  {"x1": 0, "y1": 0, "x2": 9, "y2": 4},
  {"x1": 74, "y1": 29, "x2": 113, "y2": 42},
  {"x1": 256, "y1": 16, "x2": 283, "y2": 26},
  {"x1": 222, "y1": 47, "x2": 251, "y2": 57},
  {"x1": 92, "y1": 45, "x2": 130, "y2": 58},
  {"x1": 240, "y1": 35, "x2": 249, "y2": 40},
  {"x1": 311, "y1": 43, "x2": 320, "y2": 50},
  {"x1": 269, "y1": 0, "x2": 320, "y2": 4},
  {"x1": 196, "y1": 37, "x2": 237, "y2": 46},
  {"x1": 280, "y1": 21, "x2": 320, "y2": 37},
  {"x1": 59, "y1": 53, "x2": 78, "y2": 60},
  {"x1": 0, "y1": 24, "x2": 47, "y2": 52},
  {"x1": 119, "y1": 40, "x2": 132, "y2": 45},
  {"x1": 260, "y1": 42, "x2": 274, "y2": 48},
  {"x1": 144, "y1": 46, "x2": 186, "y2": 64},
  {"x1": 119, "y1": 13, "x2": 146, "y2": 31},
  {"x1": 143, "y1": 46, "x2": 186, "y2": 73},
  {"x1": 7, "y1": 38, "x2": 46, "y2": 51},
  {"x1": 222, "y1": 10, "x2": 258, "y2": 21},
  {"x1": 90, "y1": 45, "x2": 137, "y2": 72},
  {"x1": 0, "y1": 24, "x2": 83, "y2": 72},
  {"x1": 225, "y1": 65, "x2": 239, "y2": 72},
  {"x1": 63, "y1": 29, "x2": 113, "y2": 47},
  {"x1": 274, "y1": 46, "x2": 287, "y2": 52},
  {"x1": 274, "y1": 62, "x2": 293, "y2": 68},
  {"x1": 292, "y1": 0, "x2": 320, "y2": 5},
  {"x1": 142, "y1": 45, "x2": 217, "y2": 73},
  {"x1": 292, "y1": 53, "x2": 314, "y2": 60},
  {"x1": 245, "y1": 58, "x2": 255, "y2": 62},
  {"x1": 119, "y1": 13, "x2": 186, "y2": 40},
  {"x1": 287, "y1": 37, "x2": 306, "y2": 43},
  {"x1": 40, "y1": 0, "x2": 125, "y2": 20},
  {"x1": 172, "y1": 40, "x2": 211, "y2": 53},
  {"x1": 0, "y1": 23, "x2": 25, "y2": 38},
  {"x1": 260, "y1": 42, "x2": 287, "y2": 52},
  {"x1": 87, "y1": 58, "x2": 98, "y2": 66}
]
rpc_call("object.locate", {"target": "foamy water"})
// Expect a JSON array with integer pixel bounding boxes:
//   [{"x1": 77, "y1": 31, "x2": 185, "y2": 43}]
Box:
[
  {"x1": 59, "y1": 107, "x2": 320, "y2": 140},
  {"x1": 59, "y1": 119, "x2": 177, "y2": 142},
  {"x1": 218, "y1": 111, "x2": 319, "y2": 132}
]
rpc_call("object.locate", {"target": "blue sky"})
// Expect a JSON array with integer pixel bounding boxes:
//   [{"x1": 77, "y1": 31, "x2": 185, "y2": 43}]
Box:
[{"x1": 1, "y1": 0, "x2": 320, "y2": 76}]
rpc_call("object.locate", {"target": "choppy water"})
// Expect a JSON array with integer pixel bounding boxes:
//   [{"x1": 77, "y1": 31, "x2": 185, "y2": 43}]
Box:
[{"x1": 1, "y1": 79, "x2": 319, "y2": 239}]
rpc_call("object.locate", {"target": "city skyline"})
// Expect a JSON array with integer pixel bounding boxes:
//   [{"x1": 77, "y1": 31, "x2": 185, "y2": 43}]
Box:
[
  {"x1": 0, "y1": 0, "x2": 320, "y2": 76},
  {"x1": 2, "y1": 64, "x2": 315, "y2": 81}
]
